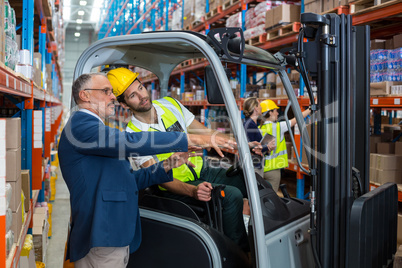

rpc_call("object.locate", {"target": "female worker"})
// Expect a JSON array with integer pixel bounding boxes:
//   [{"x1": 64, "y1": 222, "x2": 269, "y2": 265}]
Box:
[
  {"x1": 259, "y1": 99, "x2": 311, "y2": 192},
  {"x1": 242, "y1": 97, "x2": 275, "y2": 177}
]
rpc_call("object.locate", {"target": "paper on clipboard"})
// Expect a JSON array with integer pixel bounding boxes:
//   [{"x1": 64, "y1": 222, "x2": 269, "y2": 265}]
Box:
[{"x1": 260, "y1": 133, "x2": 275, "y2": 145}]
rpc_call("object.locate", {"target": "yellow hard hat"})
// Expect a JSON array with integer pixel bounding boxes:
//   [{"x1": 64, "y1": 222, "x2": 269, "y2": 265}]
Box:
[
  {"x1": 107, "y1": 68, "x2": 139, "y2": 97},
  {"x1": 260, "y1": 99, "x2": 279, "y2": 114}
]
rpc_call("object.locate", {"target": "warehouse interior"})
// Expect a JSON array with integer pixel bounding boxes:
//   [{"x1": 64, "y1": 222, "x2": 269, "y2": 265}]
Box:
[{"x1": 1, "y1": 0, "x2": 402, "y2": 267}]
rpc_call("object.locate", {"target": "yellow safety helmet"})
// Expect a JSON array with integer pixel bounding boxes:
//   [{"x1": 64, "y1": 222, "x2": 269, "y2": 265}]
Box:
[
  {"x1": 260, "y1": 99, "x2": 279, "y2": 115},
  {"x1": 107, "y1": 68, "x2": 139, "y2": 97}
]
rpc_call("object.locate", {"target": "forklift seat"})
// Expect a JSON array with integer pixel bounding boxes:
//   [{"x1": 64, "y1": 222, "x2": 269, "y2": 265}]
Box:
[{"x1": 139, "y1": 184, "x2": 225, "y2": 233}]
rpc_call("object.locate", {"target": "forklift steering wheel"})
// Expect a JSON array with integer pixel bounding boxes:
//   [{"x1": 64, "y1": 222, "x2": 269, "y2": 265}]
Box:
[{"x1": 226, "y1": 161, "x2": 242, "y2": 177}]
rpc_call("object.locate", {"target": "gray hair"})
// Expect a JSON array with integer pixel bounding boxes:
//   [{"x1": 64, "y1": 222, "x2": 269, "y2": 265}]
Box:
[{"x1": 72, "y1": 73, "x2": 106, "y2": 104}]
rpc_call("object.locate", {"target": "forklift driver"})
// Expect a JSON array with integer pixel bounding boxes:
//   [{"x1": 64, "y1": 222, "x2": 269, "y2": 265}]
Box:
[{"x1": 107, "y1": 67, "x2": 263, "y2": 250}]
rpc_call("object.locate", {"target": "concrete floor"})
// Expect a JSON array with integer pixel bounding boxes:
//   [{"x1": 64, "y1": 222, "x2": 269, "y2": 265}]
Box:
[{"x1": 45, "y1": 168, "x2": 70, "y2": 267}]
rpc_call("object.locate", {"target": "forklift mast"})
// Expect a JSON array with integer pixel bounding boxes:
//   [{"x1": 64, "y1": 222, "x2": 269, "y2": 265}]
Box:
[{"x1": 301, "y1": 13, "x2": 398, "y2": 268}]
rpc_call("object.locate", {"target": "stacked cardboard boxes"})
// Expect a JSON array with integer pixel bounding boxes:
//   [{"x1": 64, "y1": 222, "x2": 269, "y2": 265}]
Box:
[
  {"x1": 265, "y1": 4, "x2": 300, "y2": 29},
  {"x1": 32, "y1": 206, "x2": 49, "y2": 262},
  {"x1": 5, "y1": 118, "x2": 23, "y2": 238},
  {"x1": 370, "y1": 154, "x2": 402, "y2": 184}
]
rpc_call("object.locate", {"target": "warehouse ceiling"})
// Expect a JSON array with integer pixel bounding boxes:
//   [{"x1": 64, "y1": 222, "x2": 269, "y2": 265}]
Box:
[{"x1": 63, "y1": 0, "x2": 102, "y2": 34}]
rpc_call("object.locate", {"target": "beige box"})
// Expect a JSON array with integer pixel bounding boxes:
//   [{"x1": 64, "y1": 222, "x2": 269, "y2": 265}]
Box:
[
  {"x1": 393, "y1": 34, "x2": 402, "y2": 48},
  {"x1": 5, "y1": 118, "x2": 21, "y2": 149},
  {"x1": 370, "y1": 153, "x2": 378, "y2": 168},
  {"x1": 34, "y1": 206, "x2": 48, "y2": 214},
  {"x1": 396, "y1": 142, "x2": 402, "y2": 155},
  {"x1": 8, "y1": 176, "x2": 21, "y2": 212},
  {"x1": 376, "y1": 154, "x2": 402, "y2": 170},
  {"x1": 322, "y1": 0, "x2": 335, "y2": 12},
  {"x1": 259, "y1": 89, "x2": 276, "y2": 98},
  {"x1": 273, "y1": 4, "x2": 300, "y2": 26},
  {"x1": 305, "y1": 2, "x2": 322, "y2": 14},
  {"x1": 21, "y1": 170, "x2": 30, "y2": 212},
  {"x1": 370, "y1": 82, "x2": 402, "y2": 96},
  {"x1": 377, "y1": 169, "x2": 402, "y2": 184},
  {"x1": 398, "y1": 214, "x2": 402, "y2": 245},
  {"x1": 377, "y1": 142, "x2": 395, "y2": 154},
  {"x1": 304, "y1": 0, "x2": 316, "y2": 5},
  {"x1": 265, "y1": 9, "x2": 275, "y2": 29},
  {"x1": 369, "y1": 167, "x2": 377, "y2": 182},
  {"x1": 371, "y1": 39, "x2": 386, "y2": 50},
  {"x1": 6, "y1": 148, "x2": 21, "y2": 182},
  {"x1": 11, "y1": 202, "x2": 23, "y2": 238}
]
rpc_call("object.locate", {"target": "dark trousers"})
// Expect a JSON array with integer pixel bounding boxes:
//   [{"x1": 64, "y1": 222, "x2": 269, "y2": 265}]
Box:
[{"x1": 161, "y1": 162, "x2": 248, "y2": 249}]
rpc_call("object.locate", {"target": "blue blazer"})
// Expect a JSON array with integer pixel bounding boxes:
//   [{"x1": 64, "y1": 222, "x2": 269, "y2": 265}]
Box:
[{"x1": 58, "y1": 111, "x2": 188, "y2": 262}]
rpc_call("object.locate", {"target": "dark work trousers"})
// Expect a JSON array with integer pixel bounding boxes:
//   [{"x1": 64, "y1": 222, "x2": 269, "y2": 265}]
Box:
[{"x1": 161, "y1": 162, "x2": 249, "y2": 250}]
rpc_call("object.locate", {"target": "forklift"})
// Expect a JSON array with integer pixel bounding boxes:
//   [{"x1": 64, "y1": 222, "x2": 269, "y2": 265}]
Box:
[{"x1": 73, "y1": 12, "x2": 398, "y2": 268}]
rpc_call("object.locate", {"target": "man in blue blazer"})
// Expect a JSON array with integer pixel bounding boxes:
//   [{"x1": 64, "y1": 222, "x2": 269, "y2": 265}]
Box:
[{"x1": 59, "y1": 73, "x2": 235, "y2": 267}]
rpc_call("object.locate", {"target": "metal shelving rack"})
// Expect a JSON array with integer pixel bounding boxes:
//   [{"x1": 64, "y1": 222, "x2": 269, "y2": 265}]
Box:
[{"x1": 1, "y1": 0, "x2": 64, "y2": 266}]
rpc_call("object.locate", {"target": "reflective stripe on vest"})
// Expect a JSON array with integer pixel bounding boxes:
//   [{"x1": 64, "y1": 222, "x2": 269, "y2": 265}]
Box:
[
  {"x1": 127, "y1": 97, "x2": 203, "y2": 186},
  {"x1": 259, "y1": 122, "x2": 288, "y2": 172}
]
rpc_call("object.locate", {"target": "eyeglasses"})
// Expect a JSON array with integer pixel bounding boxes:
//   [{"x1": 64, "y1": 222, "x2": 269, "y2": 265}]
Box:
[{"x1": 84, "y1": 88, "x2": 114, "y2": 96}]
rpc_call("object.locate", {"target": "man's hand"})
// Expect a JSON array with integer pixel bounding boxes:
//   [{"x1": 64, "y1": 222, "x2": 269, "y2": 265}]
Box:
[
  {"x1": 267, "y1": 139, "x2": 276, "y2": 152},
  {"x1": 163, "y1": 151, "x2": 203, "y2": 173},
  {"x1": 187, "y1": 134, "x2": 236, "y2": 157},
  {"x1": 248, "y1": 141, "x2": 263, "y2": 156},
  {"x1": 192, "y1": 182, "x2": 213, "y2": 202}
]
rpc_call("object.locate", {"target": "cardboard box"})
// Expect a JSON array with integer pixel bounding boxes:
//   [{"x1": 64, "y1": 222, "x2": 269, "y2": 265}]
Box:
[
  {"x1": 370, "y1": 39, "x2": 386, "y2": 50},
  {"x1": 370, "y1": 82, "x2": 402, "y2": 96},
  {"x1": 394, "y1": 34, "x2": 402, "y2": 49},
  {"x1": 11, "y1": 202, "x2": 22, "y2": 238},
  {"x1": 377, "y1": 143, "x2": 395, "y2": 154},
  {"x1": 304, "y1": 0, "x2": 317, "y2": 5},
  {"x1": 273, "y1": 4, "x2": 300, "y2": 26},
  {"x1": 398, "y1": 214, "x2": 402, "y2": 245},
  {"x1": 305, "y1": 1, "x2": 322, "y2": 13},
  {"x1": 7, "y1": 177, "x2": 21, "y2": 212},
  {"x1": 21, "y1": 170, "x2": 30, "y2": 212},
  {"x1": 259, "y1": 89, "x2": 276, "y2": 98},
  {"x1": 265, "y1": 9, "x2": 275, "y2": 29},
  {"x1": 369, "y1": 167, "x2": 377, "y2": 182},
  {"x1": 396, "y1": 142, "x2": 402, "y2": 155},
  {"x1": 376, "y1": 154, "x2": 402, "y2": 170},
  {"x1": 6, "y1": 148, "x2": 21, "y2": 182},
  {"x1": 370, "y1": 153, "x2": 378, "y2": 168},
  {"x1": 5, "y1": 118, "x2": 21, "y2": 149},
  {"x1": 377, "y1": 169, "x2": 402, "y2": 184},
  {"x1": 322, "y1": 0, "x2": 335, "y2": 12},
  {"x1": 370, "y1": 135, "x2": 382, "y2": 153},
  {"x1": 385, "y1": 39, "x2": 394, "y2": 50}
]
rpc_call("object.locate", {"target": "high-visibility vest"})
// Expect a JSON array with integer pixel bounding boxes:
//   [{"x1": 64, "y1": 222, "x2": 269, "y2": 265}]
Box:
[
  {"x1": 259, "y1": 122, "x2": 288, "y2": 172},
  {"x1": 127, "y1": 97, "x2": 203, "y2": 188}
]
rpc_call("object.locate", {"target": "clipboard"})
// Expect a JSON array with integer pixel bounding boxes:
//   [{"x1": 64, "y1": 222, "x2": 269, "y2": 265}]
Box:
[{"x1": 260, "y1": 133, "x2": 275, "y2": 145}]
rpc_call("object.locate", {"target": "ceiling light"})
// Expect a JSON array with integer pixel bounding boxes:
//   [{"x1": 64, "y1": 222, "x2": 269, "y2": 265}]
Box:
[
  {"x1": 79, "y1": 0, "x2": 87, "y2": 6},
  {"x1": 74, "y1": 32, "x2": 81, "y2": 37},
  {"x1": 76, "y1": 26, "x2": 82, "y2": 30},
  {"x1": 116, "y1": 21, "x2": 119, "y2": 25},
  {"x1": 76, "y1": 19, "x2": 83, "y2": 24},
  {"x1": 78, "y1": 10, "x2": 85, "y2": 16},
  {"x1": 113, "y1": 28, "x2": 116, "y2": 32}
]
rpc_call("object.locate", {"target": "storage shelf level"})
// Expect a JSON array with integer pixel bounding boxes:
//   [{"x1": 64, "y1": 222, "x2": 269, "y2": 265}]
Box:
[{"x1": 6, "y1": 190, "x2": 39, "y2": 268}]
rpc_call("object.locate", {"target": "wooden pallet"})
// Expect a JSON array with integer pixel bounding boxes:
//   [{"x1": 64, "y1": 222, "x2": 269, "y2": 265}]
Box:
[
  {"x1": 349, "y1": 0, "x2": 398, "y2": 14},
  {"x1": 191, "y1": 58, "x2": 205, "y2": 65},
  {"x1": 266, "y1": 22, "x2": 301, "y2": 41},
  {"x1": 247, "y1": 33, "x2": 267, "y2": 46},
  {"x1": 321, "y1": 5, "x2": 350, "y2": 15},
  {"x1": 192, "y1": 19, "x2": 204, "y2": 29},
  {"x1": 206, "y1": 6, "x2": 222, "y2": 20},
  {"x1": 223, "y1": 0, "x2": 240, "y2": 10},
  {"x1": 180, "y1": 60, "x2": 192, "y2": 68}
]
